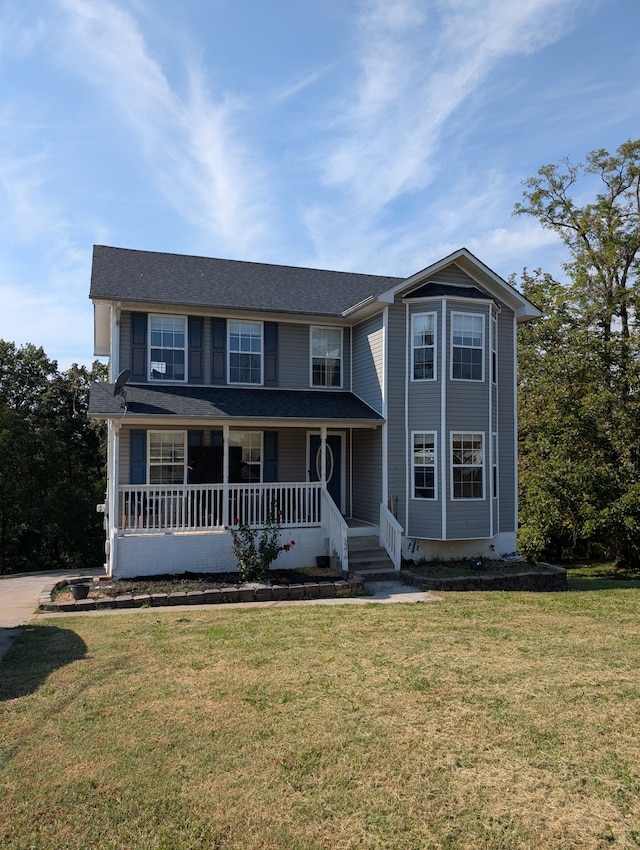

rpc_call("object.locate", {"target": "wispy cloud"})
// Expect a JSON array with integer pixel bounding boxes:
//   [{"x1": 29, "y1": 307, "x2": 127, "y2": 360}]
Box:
[
  {"x1": 55, "y1": 0, "x2": 270, "y2": 256},
  {"x1": 304, "y1": 0, "x2": 595, "y2": 269}
]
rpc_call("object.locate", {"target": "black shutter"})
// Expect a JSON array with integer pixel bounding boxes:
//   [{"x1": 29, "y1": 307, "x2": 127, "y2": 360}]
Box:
[
  {"x1": 263, "y1": 431, "x2": 278, "y2": 482},
  {"x1": 264, "y1": 322, "x2": 278, "y2": 386},
  {"x1": 129, "y1": 429, "x2": 147, "y2": 484},
  {"x1": 130, "y1": 313, "x2": 147, "y2": 381},
  {"x1": 211, "y1": 318, "x2": 226, "y2": 384},
  {"x1": 188, "y1": 317, "x2": 204, "y2": 382}
]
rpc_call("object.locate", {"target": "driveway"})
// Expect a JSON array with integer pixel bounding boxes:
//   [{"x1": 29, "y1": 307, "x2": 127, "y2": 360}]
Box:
[{"x1": 0, "y1": 569, "x2": 103, "y2": 660}]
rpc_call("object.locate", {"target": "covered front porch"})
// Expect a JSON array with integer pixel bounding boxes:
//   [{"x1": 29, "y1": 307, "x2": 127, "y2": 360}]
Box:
[{"x1": 92, "y1": 382, "x2": 402, "y2": 576}]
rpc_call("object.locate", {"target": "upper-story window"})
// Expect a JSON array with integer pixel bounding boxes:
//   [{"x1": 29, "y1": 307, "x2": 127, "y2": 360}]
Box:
[
  {"x1": 451, "y1": 313, "x2": 484, "y2": 381},
  {"x1": 310, "y1": 326, "x2": 342, "y2": 387},
  {"x1": 150, "y1": 316, "x2": 186, "y2": 381},
  {"x1": 229, "y1": 321, "x2": 262, "y2": 384},
  {"x1": 412, "y1": 312, "x2": 436, "y2": 380}
]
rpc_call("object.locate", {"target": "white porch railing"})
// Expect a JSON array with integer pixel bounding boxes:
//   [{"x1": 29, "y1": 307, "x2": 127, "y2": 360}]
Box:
[
  {"x1": 322, "y1": 489, "x2": 349, "y2": 572},
  {"x1": 379, "y1": 503, "x2": 403, "y2": 570},
  {"x1": 119, "y1": 482, "x2": 322, "y2": 532}
]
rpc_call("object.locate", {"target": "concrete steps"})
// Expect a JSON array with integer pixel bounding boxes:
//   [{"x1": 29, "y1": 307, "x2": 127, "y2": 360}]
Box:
[{"x1": 347, "y1": 533, "x2": 395, "y2": 579}]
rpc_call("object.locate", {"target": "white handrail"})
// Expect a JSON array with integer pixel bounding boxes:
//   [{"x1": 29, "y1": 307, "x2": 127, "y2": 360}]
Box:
[
  {"x1": 322, "y1": 489, "x2": 349, "y2": 572},
  {"x1": 379, "y1": 503, "x2": 403, "y2": 570},
  {"x1": 119, "y1": 482, "x2": 322, "y2": 533}
]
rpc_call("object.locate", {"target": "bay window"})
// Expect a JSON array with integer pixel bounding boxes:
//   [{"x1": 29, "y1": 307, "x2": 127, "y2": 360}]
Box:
[
  {"x1": 452, "y1": 313, "x2": 484, "y2": 381},
  {"x1": 412, "y1": 313, "x2": 436, "y2": 380},
  {"x1": 412, "y1": 432, "x2": 436, "y2": 499},
  {"x1": 451, "y1": 433, "x2": 484, "y2": 499}
]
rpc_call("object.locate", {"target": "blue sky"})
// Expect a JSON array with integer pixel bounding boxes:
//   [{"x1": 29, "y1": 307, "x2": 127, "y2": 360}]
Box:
[{"x1": 0, "y1": 0, "x2": 638, "y2": 369}]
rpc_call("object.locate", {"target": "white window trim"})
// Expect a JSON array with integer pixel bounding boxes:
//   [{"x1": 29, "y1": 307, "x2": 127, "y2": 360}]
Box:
[
  {"x1": 450, "y1": 431, "x2": 485, "y2": 501},
  {"x1": 411, "y1": 430, "x2": 437, "y2": 500},
  {"x1": 450, "y1": 311, "x2": 485, "y2": 382},
  {"x1": 148, "y1": 314, "x2": 188, "y2": 382},
  {"x1": 410, "y1": 311, "x2": 437, "y2": 382},
  {"x1": 492, "y1": 431, "x2": 498, "y2": 500},
  {"x1": 491, "y1": 312, "x2": 498, "y2": 385},
  {"x1": 309, "y1": 326, "x2": 343, "y2": 389},
  {"x1": 147, "y1": 430, "x2": 187, "y2": 485},
  {"x1": 227, "y1": 321, "x2": 264, "y2": 386}
]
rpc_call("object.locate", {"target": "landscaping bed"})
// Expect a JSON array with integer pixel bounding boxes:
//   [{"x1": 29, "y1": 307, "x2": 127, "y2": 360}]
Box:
[
  {"x1": 401, "y1": 559, "x2": 567, "y2": 591},
  {"x1": 41, "y1": 567, "x2": 363, "y2": 612}
]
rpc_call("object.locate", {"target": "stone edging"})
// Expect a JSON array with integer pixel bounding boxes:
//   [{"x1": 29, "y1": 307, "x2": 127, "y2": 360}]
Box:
[
  {"x1": 38, "y1": 577, "x2": 365, "y2": 612},
  {"x1": 400, "y1": 563, "x2": 567, "y2": 592}
]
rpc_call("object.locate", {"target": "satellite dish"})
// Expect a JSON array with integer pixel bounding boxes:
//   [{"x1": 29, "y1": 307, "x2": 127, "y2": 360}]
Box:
[{"x1": 113, "y1": 369, "x2": 131, "y2": 397}]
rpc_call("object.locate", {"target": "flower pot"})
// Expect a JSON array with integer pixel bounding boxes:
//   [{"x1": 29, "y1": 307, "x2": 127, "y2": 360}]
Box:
[
  {"x1": 71, "y1": 582, "x2": 91, "y2": 600},
  {"x1": 316, "y1": 556, "x2": 330, "y2": 569}
]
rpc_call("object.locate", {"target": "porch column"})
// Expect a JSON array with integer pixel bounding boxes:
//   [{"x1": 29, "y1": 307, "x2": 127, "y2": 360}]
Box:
[
  {"x1": 111, "y1": 421, "x2": 120, "y2": 531},
  {"x1": 222, "y1": 425, "x2": 229, "y2": 528}
]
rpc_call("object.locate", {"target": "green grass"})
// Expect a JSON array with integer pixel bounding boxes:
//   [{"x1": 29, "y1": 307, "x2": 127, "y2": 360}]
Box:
[{"x1": 2, "y1": 589, "x2": 640, "y2": 848}]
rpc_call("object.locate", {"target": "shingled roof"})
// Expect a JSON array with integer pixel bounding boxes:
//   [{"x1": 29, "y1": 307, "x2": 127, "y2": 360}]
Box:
[
  {"x1": 90, "y1": 246, "x2": 403, "y2": 316},
  {"x1": 89, "y1": 382, "x2": 384, "y2": 425}
]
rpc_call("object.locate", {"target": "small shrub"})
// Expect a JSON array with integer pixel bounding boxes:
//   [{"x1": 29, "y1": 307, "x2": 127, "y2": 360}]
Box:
[{"x1": 226, "y1": 506, "x2": 295, "y2": 582}]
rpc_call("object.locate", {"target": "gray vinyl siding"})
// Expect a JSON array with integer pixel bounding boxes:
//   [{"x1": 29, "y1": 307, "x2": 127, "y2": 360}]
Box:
[
  {"x1": 278, "y1": 324, "x2": 350, "y2": 390},
  {"x1": 121, "y1": 312, "x2": 351, "y2": 391},
  {"x1": 352, "y1": 314, "x2": 384, "y2": 413},
  {"x1": 119, "y1": 428, "x2": 130, "y2": 484},
  {"x1": 498, "y1": 310, "x2": 516, "y2": 533},
  {"x1": 278, "y1": 324, "x2": 309, "y2": 388},
  {"x1": 120, "y1": 312, "x2": 131, "y2": 373},
  {"x1": 351, "y1": 428, "x2": 382, "y2": 524},
  {"x1": 277, "y1": 428, "x2": 308, "y2": 481},
  {"x1": 385, "y1": 301, "x2": 408, "y2": 530}
]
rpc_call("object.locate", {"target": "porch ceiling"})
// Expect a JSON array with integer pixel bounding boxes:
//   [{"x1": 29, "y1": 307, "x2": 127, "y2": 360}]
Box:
[{"x1": 88, "y1": 382, "x2": 384, "y2": 426}]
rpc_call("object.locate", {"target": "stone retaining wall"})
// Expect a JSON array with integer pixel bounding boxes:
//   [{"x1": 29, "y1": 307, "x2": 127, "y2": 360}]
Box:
[
  {"x1": 39, "y1": 577, "x2": 364, "y2": 612},
  {"x1": 400, "y1": 564, "x2": 567, "y2": 592}
]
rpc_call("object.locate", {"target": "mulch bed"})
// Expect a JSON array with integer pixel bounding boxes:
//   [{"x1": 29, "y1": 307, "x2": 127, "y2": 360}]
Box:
[{"x1": 54, "y1": 567, "x2": 342, "y2": 602}]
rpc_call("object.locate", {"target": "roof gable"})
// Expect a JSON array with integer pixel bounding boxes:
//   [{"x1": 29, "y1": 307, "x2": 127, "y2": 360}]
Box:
[{"x1": 378, "y1": 247, "x2": 542, "y2": 322}]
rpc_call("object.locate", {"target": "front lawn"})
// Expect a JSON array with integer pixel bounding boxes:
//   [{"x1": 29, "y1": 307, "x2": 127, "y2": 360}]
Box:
[{"x1": 2, "y1": 589, "x2": 640, "y2": 848}]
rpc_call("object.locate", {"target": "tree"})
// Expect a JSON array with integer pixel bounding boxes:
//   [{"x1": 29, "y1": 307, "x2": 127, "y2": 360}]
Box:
[
  {"x1": 514, "y1": 140, "x2": 640, "y2": 567},
  {"x1": 0, "y1": 342, "x2": 107, "y2": 573}
]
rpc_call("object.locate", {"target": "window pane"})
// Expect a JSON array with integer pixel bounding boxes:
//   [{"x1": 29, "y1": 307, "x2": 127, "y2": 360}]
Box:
[
  {"x1": 149, "y1": 316, "x2": 186, "y2": 381},
  {"x1": 452, "y1": 433, "x2": 483, "y2": 499},
  {"x1": 148, "y1": 432, "x2": 185, "y2": 484},
  {"x1": 311, "y1": 327, "x2": 342, "y2": 387},
  {"x1": 413, "y1": 433, "x2": 436, "y2": 499}
]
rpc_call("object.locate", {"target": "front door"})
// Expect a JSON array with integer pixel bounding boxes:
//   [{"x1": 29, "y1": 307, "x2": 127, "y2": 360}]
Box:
[{"x1": 309, "y1": 434, "x2": 343, "y2": 512}]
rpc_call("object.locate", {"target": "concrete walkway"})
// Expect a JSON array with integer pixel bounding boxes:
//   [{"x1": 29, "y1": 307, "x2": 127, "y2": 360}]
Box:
[{"x1": 0, "y1": 570, "x2": 436, "y2": 660}]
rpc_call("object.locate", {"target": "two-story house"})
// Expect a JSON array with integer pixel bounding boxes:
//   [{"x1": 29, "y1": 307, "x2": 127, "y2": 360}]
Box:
[{"x1": 88, "y1": 245, "x2": 541, "y2": 578}]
